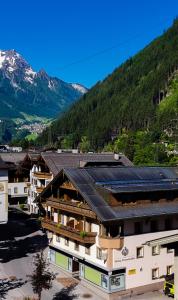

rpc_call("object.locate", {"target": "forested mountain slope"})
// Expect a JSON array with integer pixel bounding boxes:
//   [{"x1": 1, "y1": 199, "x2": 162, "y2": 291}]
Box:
[{"x1": 38, "y1": 19, "x2": 178, "y2": 149}]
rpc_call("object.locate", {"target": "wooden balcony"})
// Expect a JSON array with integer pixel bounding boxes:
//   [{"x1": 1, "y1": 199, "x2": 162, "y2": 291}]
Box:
[
  {"x1": 46, "y1": 198, "x2": 97, "y2": 219},
  {"x1": 60, "y1": 181, "x2": 76, "y2": 190},
  {"x1": 42, "y1": 218, "x2": 97, "y2": 244},
  {"x1": 33, "y1": 172, "x2": 52, "y2": 180},
  {"x1": 36, "y1": 186, "x2": 45, "y2": 193},
  {"x1": 98, "y1": 236, "x2": 124, "y2": 249}
]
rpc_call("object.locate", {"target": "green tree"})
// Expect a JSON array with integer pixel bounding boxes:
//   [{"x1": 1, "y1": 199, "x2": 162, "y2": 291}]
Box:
[
  {"x1": 80, "y1": 136, "x2": 90, "y2": 153},
  {"x1": 28, "y1": 251, "x2": 55, "y2": 300}
]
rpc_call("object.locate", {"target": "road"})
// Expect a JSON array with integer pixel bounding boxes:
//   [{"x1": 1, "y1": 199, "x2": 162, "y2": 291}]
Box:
[{"x1": 0, "y1": 208, "x2": 170, "y2": 299}]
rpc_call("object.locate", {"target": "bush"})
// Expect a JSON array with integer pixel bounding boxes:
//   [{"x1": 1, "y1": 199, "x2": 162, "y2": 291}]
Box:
[{"x1": 80, "y1": 231, "x2": 87, "y2": 238}]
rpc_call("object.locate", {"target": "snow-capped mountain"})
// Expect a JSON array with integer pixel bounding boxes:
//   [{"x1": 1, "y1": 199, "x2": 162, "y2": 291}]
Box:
[
  {"x1": 0, "y1": 49, "x2": 87, "y2": 119},
  {"x1": 71, "y1": 83, "x2": 88, "y2": 94}
]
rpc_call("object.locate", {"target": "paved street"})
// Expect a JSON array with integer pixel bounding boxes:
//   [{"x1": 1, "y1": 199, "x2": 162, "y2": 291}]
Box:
[{"x1": 0, "y1": 208, "x2": 170, "y2": 299}]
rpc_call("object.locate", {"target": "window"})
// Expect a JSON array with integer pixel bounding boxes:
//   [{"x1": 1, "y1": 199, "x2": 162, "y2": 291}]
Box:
[
  {"x1": 134, "y1": 222, "x2": 143, "y2": 234},
  {"x1": 65, "y1": 238, "x2": 69, "y2": 246},
  {"x1": 136, "y1": 247, "x2": 144, "y2": 258},
  {"x1": 167, "y1": 265, "x2": 173, "y2": 275},
  {"x1": 97, "y1": 247, "x2": 102, "y2": 259},
  {"x1": 152, "y1": 268, "x2": 159, "y2": 280},
  {"x1": 74, "y1": 242, "x2": 79, "y2": 251},
  {"x1": 14, "y1": 187, "x2": 18, "y2": 194},
  {"x1": 56, "y1": 235, "x2": 60, "y2": 243},
  {"x1": 24, "y1": 187, "x2": 27, "y2": 193},
  {"x1": 167, "y1": 248, "x2": 174, "y2": 254},
  {"x1": 152, "y1": 245, "x2": 160, "y2": 256},
  {"x1": 85, "y1": 246, "x2": 90, "y2": 255},
  {"x1": 8, "y1": 189, "x2": 11, "y2": 195}
]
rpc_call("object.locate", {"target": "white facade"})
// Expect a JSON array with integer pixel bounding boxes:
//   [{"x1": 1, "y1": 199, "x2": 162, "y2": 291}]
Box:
[
  {"x1": 48, "y1": 212, "x2": 178, "y2": 293},
  {"x1": 113, "y1": 230, "x2": 176, "y2": 290},
  {"x1": 8, "y1": 182, "x2": 28, "y2": 199},
  {"x1": 0, "y1": 169, "x2": 8, "y2": 224}
]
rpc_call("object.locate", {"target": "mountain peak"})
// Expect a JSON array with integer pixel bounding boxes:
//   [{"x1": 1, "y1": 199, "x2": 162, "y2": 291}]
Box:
[
  {"x1": 38, "y1": 68, "x2": 49, "y2": 79},
  {"x1": 71, "y1": 83, "x2": 88, "y2": 94}
]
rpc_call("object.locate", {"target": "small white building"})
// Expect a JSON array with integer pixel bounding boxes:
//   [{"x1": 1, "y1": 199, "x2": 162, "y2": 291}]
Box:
[
  {"x1": 0, "y1": 153, "x2": 29, "y2": 204},
  {"x1": 0, "y1": 157, "x2": 8, "y2": 224}
]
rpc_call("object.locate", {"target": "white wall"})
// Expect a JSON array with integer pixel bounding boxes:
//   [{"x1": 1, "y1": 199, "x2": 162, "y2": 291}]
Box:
[
  {"x1": 8, "y1": 182, "x2": 28, "y2": 198},
  {"x1": 0, "y1": 169, "x2": 8, "y2": 224},
  {"x1": 113, "y1": 230, "x2": 178, "y2": 289},
  {"x1": 52, "y1": 222, "x2": 108, "y2": 269}
]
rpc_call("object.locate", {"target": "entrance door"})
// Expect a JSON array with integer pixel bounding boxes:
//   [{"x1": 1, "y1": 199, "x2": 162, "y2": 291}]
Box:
[{"x1": 72, "y1": 258, "x2": 80, "y2": 278}]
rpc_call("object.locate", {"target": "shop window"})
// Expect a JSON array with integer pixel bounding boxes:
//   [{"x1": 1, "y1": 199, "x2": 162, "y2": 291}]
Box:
[
  {"x1": 167, "y1": 265, "x2": 173, "y2": 275},
  {"x1": 152, "y1": 268, "x2": 159, "y2": 279},
  {"x1": 152, "y1": 245, "x2": 160, "y2": 256},
  {"x1": 136, "y1": 247, "x2": 144, "y2": 258},
  {"x1": 101, "y1": 274, "x2": 108, "y2": 289},
  {"x1": 85, "y1": 246, "x2": 90, "y2": 255},
  {"x1": 110, "y1": 274, "x2": 125, "y2": 291}
]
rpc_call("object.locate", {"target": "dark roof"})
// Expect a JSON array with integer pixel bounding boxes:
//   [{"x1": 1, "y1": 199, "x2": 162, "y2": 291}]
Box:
[
  {"x1": 62, "y1": 166, "x2": 178, "y2": 222},
  {"x1": 23, "y1": 153, "x2": 41, "y2": 162},
  {"x1": 0, "y1": 153, "x2": 27, "y2": 165},
  {"x1": 41, "y1": 152, "x2": 132, "y2": 176}
]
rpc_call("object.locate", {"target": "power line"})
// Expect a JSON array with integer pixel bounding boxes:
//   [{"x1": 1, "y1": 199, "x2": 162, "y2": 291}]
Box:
[{"x1": 58, "y1": 16, "x2": 175, "y2": 71}]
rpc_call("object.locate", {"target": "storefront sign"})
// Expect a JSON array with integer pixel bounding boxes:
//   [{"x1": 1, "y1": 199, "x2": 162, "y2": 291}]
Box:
[{"x1": 128, "y1": 269, "x2": 136, "y2": 275}]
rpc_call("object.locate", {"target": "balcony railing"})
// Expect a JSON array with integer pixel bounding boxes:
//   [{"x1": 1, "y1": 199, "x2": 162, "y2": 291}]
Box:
[
  {"x1": 60, "y1": 182, "x2": 76, "y2": 190},
  {"x1": 33, "y1": 172, "x2": 52, "y2": 180},
  {"x1": 42, "y1": 218, "x2": 97, "y2": 244},
  {"x1": 46, "y1": 198, "x2": 97, "y2": 219},
  {"x1": 98, "y1": 236, "x2": 124, "y2": 249}
]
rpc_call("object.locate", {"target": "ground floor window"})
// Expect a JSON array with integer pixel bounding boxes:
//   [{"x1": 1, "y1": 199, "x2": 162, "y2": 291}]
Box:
[
  {"x1": 110, "y1": 274, "x2": 125, "y2": 291},
  {"x1": 49, "y1": 248, "x2": 125, "y2": 292},
  {"x1": 152, "y1": 268, "x2": 159, "y2": 280}
]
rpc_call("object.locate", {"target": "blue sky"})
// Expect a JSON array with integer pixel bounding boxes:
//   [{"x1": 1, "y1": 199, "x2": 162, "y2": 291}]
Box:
[{"x1": 1, "y1": 0, "x2": 178, "y2": 87}]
